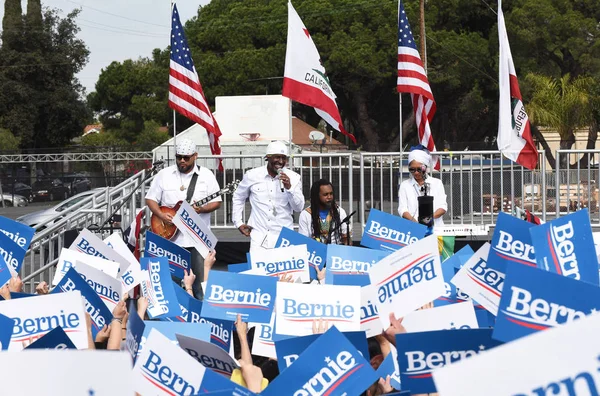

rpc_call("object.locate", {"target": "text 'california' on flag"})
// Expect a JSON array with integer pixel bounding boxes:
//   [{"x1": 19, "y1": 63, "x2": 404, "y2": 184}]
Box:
[
  {"x1": 497, "y1": 0, "x2": 538, "y2": 170},
  {"x1": 396, "y1": 0, "x2": 439, "y2": 170},
  {"x1": 169, "y1": 3, "x2": 223, "y2": 170},
  {"x1": 282, "y1": 1, "x2": 356, "y2": 144}
]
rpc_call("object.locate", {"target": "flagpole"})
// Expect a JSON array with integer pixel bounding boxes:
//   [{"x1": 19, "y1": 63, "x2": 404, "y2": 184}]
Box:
[
  {"x1": 399, "y1": 94, "x2": 403, "y2": 178},
  {"x1": 171, "y1": 1, "x2": 177, "y2": 160}
]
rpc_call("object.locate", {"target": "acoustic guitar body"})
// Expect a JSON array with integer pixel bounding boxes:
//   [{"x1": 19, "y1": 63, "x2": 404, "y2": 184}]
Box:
[{"x1": 150, "y1": 202, "x2": 182, "y2": 240}]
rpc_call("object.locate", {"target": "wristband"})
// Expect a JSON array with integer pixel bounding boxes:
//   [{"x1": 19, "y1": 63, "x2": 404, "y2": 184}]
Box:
[{"x1": 112, "y1": 317, "x2": 123, "y2": 324}]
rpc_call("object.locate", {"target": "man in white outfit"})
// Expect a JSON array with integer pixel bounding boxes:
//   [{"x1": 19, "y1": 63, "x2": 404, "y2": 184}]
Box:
[
  {"x1": 232, "y1": 141, "x2": 305, "y2": 252},
  {"x1": 398, "y1": 146, "x2": 447, "y2": 229}
]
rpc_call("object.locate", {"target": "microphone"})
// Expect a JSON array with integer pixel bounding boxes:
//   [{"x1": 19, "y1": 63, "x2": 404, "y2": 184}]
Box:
[
  {"x1": 153, "y1": 160, "x2": 164, "y2": 167},
  {"x1": 340, "y1": 210, "x2": 356, "y2": 224},
  {"x1": 276, "y1": 169, "x2": 285, "y2": 192}
]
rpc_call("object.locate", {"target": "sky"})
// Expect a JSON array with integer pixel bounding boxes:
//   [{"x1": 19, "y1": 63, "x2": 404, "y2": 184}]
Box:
[{"x1": 0, "y1": 0, "x2": 211, "y2": 94}]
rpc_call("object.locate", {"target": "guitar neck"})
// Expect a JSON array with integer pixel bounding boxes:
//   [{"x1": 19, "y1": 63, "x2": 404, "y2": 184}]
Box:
[{"x1": 192, "y1": 191, "x2": 222, "y2": 208}]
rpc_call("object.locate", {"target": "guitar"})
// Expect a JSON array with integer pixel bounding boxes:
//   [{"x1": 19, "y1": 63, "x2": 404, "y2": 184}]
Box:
[{"x1": 150, "y1": 180, "x2": 240, "y2": 240}]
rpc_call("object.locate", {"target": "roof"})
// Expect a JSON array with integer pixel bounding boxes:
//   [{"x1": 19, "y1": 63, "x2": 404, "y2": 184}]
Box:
[
  {"x1": 291, "y1": 117, "x2": 346, "y2": 147},
  {"x1": 83, "y1": 124, "x2": 102, "y2": 136}
]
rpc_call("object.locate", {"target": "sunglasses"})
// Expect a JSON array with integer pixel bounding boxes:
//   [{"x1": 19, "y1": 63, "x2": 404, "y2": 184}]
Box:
[
  {"x1": 176, "y1": 155, "x2": 193, "y2": 161},
  {"x1": 408, "y1": 167, "x2": 423, "y2": 173}
]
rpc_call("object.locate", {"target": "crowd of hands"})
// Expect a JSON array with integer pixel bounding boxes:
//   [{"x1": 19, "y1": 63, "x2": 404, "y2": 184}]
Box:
[{"x1": 0, "y1": 250, "x2": 438, "y2": 396}]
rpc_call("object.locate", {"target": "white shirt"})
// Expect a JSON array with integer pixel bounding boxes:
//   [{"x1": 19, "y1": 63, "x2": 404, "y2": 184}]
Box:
[
  {"x1": 145, "y1": 165, "x2": 221, "y2": 248},
  {"x1": 398, "y1": 175, "x2": 447, "y2": 228},
  {"x1": 298, "y1": 206, "x2": 348, "y2": 244},
  {"x1": 232, "y1": 165, "x2": 304, "y2": 250}
]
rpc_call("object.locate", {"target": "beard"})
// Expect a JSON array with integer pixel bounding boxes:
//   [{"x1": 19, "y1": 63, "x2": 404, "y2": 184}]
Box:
[{"x1": 177, "y1": 162, "x2": 194, "y2": 173}]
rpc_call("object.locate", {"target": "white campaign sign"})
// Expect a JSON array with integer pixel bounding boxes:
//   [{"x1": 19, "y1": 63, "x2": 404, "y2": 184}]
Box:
[
  {"x1": 275, "y1": 282, "x2": 361, "y2": 337},
  {"x1": 250, "y1": 244, "x2": 310, "y2": 282},
  {"x1": 119, "y1": 264, "x2": 145, "y2": 294},
  {"x1": 138, "y1": 270, "x2": 166, "y2": 319},
  {"x1": 451, "y1": 243, "x2": 503, "y2": 315},
  {"x1": 0, "y1": 291, "x2": 88, "y2": 350},
  {"x1": 133, "y1": 329, "x2": 207, "y2": 396},
  {"x1": 68, "y1": 228, "x2": 130, "y2": 273},
  {"x1": 433, "y1": 312, "x2": 600, "y2": 396},
  {"x1": 401, "y1": 301, "x2": 479, "y2": 333},
  {"x1": 172, "y1": 201, "x2": 218, "y2": 258},
  {"x1": 176, "y1": 334, "x2": 239, "y2": 377},
  {"x1": 360, "y1": 285, "x2": 383, "y2": 338},
  {"x1": 104, "y1": 232, "x2": 139, "y2": 271},
  {"x1": 74, "y1": 262, "x2": 123, "y2": 312},
  {"x1": 368, "y1": 235, "x2": 445, "y2": 326},
  {"x1": 0, "y1": 350, "x2": 133, "y2": 395},
  {"x1": 251, "y1": 312, "x2": 277, "y2": 359},
  {"x1": 52, "y1": 248, "x2": 119, "y2": 286}
]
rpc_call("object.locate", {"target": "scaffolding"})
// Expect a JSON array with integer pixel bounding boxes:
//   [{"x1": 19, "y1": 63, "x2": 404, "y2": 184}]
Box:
[{"x1": 0, "y1": 152, "x2": 153, "y2": 163}]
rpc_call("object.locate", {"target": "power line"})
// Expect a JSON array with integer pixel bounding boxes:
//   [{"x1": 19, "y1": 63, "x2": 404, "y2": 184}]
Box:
[{"x1": 64, "y1": 0, "x2": 169, "y2": 29}]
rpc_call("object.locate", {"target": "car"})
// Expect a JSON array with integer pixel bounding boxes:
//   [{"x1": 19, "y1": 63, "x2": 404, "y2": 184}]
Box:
[
  {"x1": 32, "y1": 179, "x2": 70, "y2": 202},
  {"x1": 60, "y1": 173, "x2": 92, "y2": 196},
  {"x1": 0, "y1": 193, "x2": 29, "y2": 207},
  {"x1": 2, "y1": 181, "x2": 32, "y2": 202},
  {"x1": 16, "y1": 188, "x2": 105, "y2": 228}
]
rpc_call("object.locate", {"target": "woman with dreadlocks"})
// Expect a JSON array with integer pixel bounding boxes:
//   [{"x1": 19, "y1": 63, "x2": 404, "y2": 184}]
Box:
[{"x1": 298, "y1": 179, "x2": 350, "y2": 245}]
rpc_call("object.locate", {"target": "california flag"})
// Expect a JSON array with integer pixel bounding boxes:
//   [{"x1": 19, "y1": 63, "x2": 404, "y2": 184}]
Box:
[
  {"x1": 497, "y1": 0, "x2": 538, "y2": 170},
  {"x1": 282, "y1": 1, "x2": 356, "y2": 144}
]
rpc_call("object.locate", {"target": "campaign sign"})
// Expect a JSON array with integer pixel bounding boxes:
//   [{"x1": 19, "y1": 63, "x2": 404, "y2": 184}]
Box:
[
  {"x1": 173, "y1": 200, "x2": 218, "y2": 258},
  {"x1": 126, "y1": 308, "x2": 145, "y2": 362},
  {"x1": 140, "y1": 257, "x2": 182, "y2": 319},
  {"x1": 368, "y1": 235, "x2": 444, "y2": 326},
  {"x1": 530, "y1": 209, "x2": 598, "y2": 285},
  {"x1": 25, "y1": 326, "x2": 76, "y2": 350},
  {"x1": 396, "y1": 328, "x2": 502, "y2": 394},
  {"x1": 493, "y1": 261, "x2": 600, "y2": 343},
  {"x1": 275, "y1": 330, "x2": 370, "y2": 371},
  {"x1": 118, "y1": 264, "x2": 144, "y2": 294},
  {"x1": 137, "y1": 321, "x2": 211, "y2": 360},
  {"x1": 145, "y1": 231, "x2": 191, "y2": 280},
  {"x1": 376, "y1": 353, "x2": 402, "y2": 392},
  {"x1": 361, "y1": 284, "x2": 383, "y2": 338},
  {"x1": 433, "y1": 311, "x2": 600, "y2": 396},
  {"x1": 488, "y1": 212, "x2": 537, "y2": 273},
  {"x1": 161, "y1": 281, "x2": 193, "y2": 323},
  {"x1": 104, "y1": 232, "x2": 139, "y2": 270},
  {"x1": 331, "y1": 273, "x2": 371, "y2": 286},
  {"x1": 251, "y1": 312, "x2": 276, "y2": 359},
  {"x1": 0, "y1": 230, "x2": 26, "y2": 273},
  {"x1": 401, "y1": 301, "x2": 478, "y2": 333},
  {"x1": 451, "y1": 243, "x2": 504, "y2": 315},
  {"x1": 0, "y1": 311, "x2": 13, "y2": 350},
  {"x1": 228, "y1": 262, "x2": 250, "y2": 273},
  {"x1": 187, "y1": 296, "x2": 234, "y2": 351},
  {"x1": 275, "y1": 226, "x2": 327, "y2": 280},
  {"x1": 249, "y1": 244, "x2": 310, "y2": 283},
  {"x1": 0, "y1": 255, "x2": 11, "y2": 289},
  {"x1": 176, "y1": 334, "x2": 239, "y2": 377},
  {"x1": 325, "y1": 244, "x2": 390, "y2": 284},
  {"x1": 68, "y1": 228, "x2": 130, "y2": 273},
  {"x1": 202, "y1": 270, "x2": 277, "y2": 324},
  {"x1": 436, "y1": 247, "x2": 474, "y2": 306},
  {"x1": 134, "y1": 329, "x2": 235, "y2": 396},
  {"x1": 361, "y1": 208, "x2": 427, "y2": 251},
  {"x1": 52, "y1": 248, "x2": 120, "y2": 286},
  {"x1": 263, "y1": 326, "x2": 378, "y2": 396},
  {"x1": 450, "y1": 245, "x2": 475, "y2": 270},
  {"x1": 275, "y1": 282, "x2": 361, "y2": 337},
  {"x1": 53, "y1": 267, "x2": 113, "y2": 339},
  {"x1": 75, "y1": 262, "x2": 122, "y2": 313},
  {"x1": 0, "y1": 215, "x2": 34, "y2": 251},
  {"x1": 0, "y1": 291, "x2": 87, "y2": 350},
  {"x1": 0, "y1": 350, "x2": 133, "y2": 395}
]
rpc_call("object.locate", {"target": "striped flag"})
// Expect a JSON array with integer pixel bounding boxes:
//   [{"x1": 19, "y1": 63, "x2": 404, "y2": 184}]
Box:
[
  {"x1": 169, "y1": 4, "x2": 222, "y2": 170},
  {"x1": 396, "y1": 1, "x2": 439, "y2": 170},
  {"x1": 497, "y1": 0, "x2": 538, "y2": 170}
]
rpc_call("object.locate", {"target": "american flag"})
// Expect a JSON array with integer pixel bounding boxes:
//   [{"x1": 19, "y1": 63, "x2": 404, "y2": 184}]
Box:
[
  {"x1": 397, "y1": 0, "x2": 439, "y2": 170},
  {"x1": 169, "y1": 4, "x2": 222, "y2": 169}
]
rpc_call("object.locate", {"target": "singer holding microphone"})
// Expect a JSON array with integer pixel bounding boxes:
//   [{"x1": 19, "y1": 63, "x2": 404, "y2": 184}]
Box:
[
  {"x1": 398, "y1": 145, "x2": 447, "y2": 229},
  {"x1": 232, "y1": 141, "x2": 305, "y2": 252}
]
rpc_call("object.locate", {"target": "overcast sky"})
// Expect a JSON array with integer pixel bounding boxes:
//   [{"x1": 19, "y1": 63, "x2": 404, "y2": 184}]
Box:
[{"x1": 0, "y1": 0, "x2": 211, "y2": 94}]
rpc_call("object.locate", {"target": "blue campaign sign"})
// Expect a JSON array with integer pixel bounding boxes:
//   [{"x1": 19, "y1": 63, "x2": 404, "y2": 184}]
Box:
[
  {"x1": 493, "y1": 262, "x2": 600, "y2": 343},
  {"x1": 530, "y1": 209, "x2": 597, "y2": 285},
  {"x1": 376, "y1": 354, "x2": 402, "y2": 391},
  {"x1": 52, "y1": 267, "x2": 112, "y2": 339},
  {"x1": 451, "y1": 245, "x2": 475, "y2": 270},
  {"x1": 160, "y1": 282, "x2": 192, "y2": 323},
  {"x1": 488, "y1": 212, "x2": 537, "y2": 273},
  {"x1": 137, "y1": 321, "x2": 212, "y2": 360},
  {"x1": 263, "y1": 326, "x2": 377, "y2": 396},
  {"x1": 25, "y1": 326, "x2": 76, "y2": 350},
  {"x1": 126, "y1": 307, "x2": 145, "y2": 362},
  {"x1": 145, "y1": 231, "x2": 191, "y2": 279},
  {"x1": 9, "y1": 292, "x2": 35, "y2": 299},
  {"x1": 325, "y1": 244, "x2": 390, "y2": 284},
  {"x1": 140, "y1": 257, "x2": 183, "y2": 319},
  {"x1": 476, "y1": 308, "x2": 496, "y2": 329},
  {"x1": 275, "y1": 330, "x2": 370, "y2": 372},
  {"x1": 396, "y1": 329, "x2": 502, "y2": 394},
  {"x1": 228, "y1": 263, "x2": 250, "y2": 273},
  {"x1": 361, "y1": 209, "x2": 428, "y2": 251},
  {"x1": 0, "y1": 230, "x2": 26, "y2": 273},
  {"x1": 436, "y1": 245, "x2": 475, "y2": 307},
  {"x1": 0, "y1": 312, "x2": 13, "y2": 350},
  {"x1": 331, "y1": 273, "x2": 371, "y2": 286},
  {"x1": 0, "y1": 216, "x2": 35, "y2": 251},
  {"x1": 275, "y1": 227, "x2": 327, "y2": 279},
  {"x1": 187, "y1": 294, "x2": 234, "y2": 352},
  {"x1": 201, "y1": 271, "x2": 277, "y2": 324},
  {"x1": 0, "y1": 255, "x2": 10, "y2": 289}
]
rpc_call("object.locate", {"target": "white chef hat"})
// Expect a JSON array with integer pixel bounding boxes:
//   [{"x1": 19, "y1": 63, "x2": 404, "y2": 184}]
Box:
[{"x1": 175, "y1": 138, "x2": 197, "y2": 156}]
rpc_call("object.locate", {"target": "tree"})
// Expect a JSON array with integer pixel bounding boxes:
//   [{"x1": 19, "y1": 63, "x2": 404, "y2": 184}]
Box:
[
  {"x1": 0, "y1": 128, "x2": 20, "y2": 151},
  {"x1": 135, "y1": 121, "x2": 170, "y2": 151}
]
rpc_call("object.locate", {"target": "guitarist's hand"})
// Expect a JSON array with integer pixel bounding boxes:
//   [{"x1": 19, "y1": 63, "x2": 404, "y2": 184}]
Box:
[
  {"x1": 161, "y1": 212, "x2": 174, "y2": 224},
  {"x1": 238, "y1": 224, "x2": 253, "y2": 237}
]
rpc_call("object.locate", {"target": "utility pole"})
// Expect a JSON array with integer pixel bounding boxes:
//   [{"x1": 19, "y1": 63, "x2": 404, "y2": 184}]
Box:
[{"x1": 420, "y1": 0, "x2": 427, "y2": 71}]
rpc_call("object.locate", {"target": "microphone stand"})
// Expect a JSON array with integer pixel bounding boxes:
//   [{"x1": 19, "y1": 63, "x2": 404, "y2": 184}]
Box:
[
  {"x1": 89, "y1": 161, "x2": 164, "y2": 234},
  {"x1": 328, "y1": 210, "x2": 356, "y2": 245}
]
